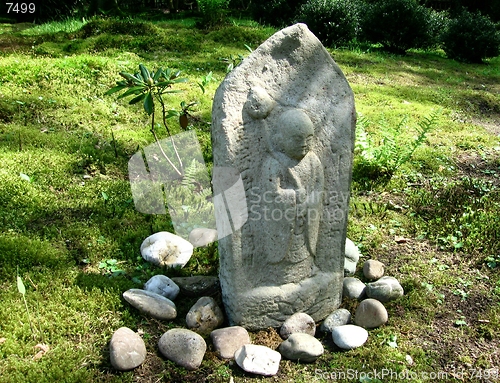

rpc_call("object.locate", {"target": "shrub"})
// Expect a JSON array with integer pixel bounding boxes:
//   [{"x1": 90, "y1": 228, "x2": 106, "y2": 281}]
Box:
[
  {"x1": 360, "y1": 0, "x2": 433, "y2": 53},
  {"x1": 250, "y1": 0, "x2": 307, "y2": 27},
  {"x1": 441, "y1": 9, "x2": 500, "y2": 63},
  {"x1": 297, "y1": 0, "x2": 361, "y2": 47},
  {"x1": 197, "y1": 0, "x2": 231, "y2": 29}
]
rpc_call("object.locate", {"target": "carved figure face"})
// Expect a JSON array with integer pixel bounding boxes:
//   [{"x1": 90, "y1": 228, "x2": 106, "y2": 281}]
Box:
[{"x1": 278, "y1": 109, "x2": 314, "y2": 161}]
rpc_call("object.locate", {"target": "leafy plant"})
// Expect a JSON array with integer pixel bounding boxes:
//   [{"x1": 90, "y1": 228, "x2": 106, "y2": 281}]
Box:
[
  {"x1": 98, "y1": 259, "x2": 126, "y2": 277},
  {"x1": 17, "y1": 270, "x2": 44, "y2": 342},
  {"x1": 441, "y1": 9, "x2": 500, "y2": 63},
  {"x1": 353, "y1": 109, "x2": 441, "y2": 182}
]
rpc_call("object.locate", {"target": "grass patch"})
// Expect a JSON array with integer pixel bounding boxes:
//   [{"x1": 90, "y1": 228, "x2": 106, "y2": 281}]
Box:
[{"x1": 0, "y1": 16, "x2": 499, "y2": 382}]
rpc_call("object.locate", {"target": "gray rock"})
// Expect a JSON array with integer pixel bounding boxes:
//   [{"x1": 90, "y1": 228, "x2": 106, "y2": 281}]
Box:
[
  {"x1": 331, "y1": 324, "x2": 368, "y2": 350},
  {"x1": 212, "y1": 23, "x2": 356, "y2": 330},
  {"x1": 343, "y1": 277, "x2": 366, "y2": 300},
  {"x1": 188, "y1": 228, "x2": 218, "y2": 247},
  {"x1": 186, "y1": 296, "x2": 224, "y2": 334},
  {"x1": 171, "y1": 276, "x2": 220, "y2": 297},
  {"x1": 278, "y1": 333, "x2": 324, "y2": 362},
  {"x1": 158, "y1": 328, "x2": 207, "y2": 370},
  {"x1": 366, "y1": 276, "x2": 404, "y2": 302},
  {"x1": 354, "y1": 298, "x2": 388, "y2": 329},
  {"x1": 320, "y1": 308, "x2": 352, "y2": 332},
  {"x1": 140, "y1": 231, "x2": 193, "y2": 268},
  {"x1": 210, "y1": 326, "x2": 251, "y2": 359},
  {"x1": 344, "y1": 238, "x2": 361, "y2": 276},
  {"x1": 143, "y1": 275, "x2": 180, "y2": 301},
  {"x1": 363, "y1": 259, "x2": 385, "y2": 280},
  {"x1": 280, "y1": 312, "x2": 316, "y2": 340},
  {"x1": 109, "y1": 327, "x2": 146, "y2": 371},
  {"x1": 234, "y1": 344, "x2": 281, "y2": 376},
  {"x1": 123, "y1": 289, "x2": 177, "y2": 320}
]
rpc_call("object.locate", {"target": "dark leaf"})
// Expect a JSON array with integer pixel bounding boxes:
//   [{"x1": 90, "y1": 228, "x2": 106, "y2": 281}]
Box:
[
  {"x1": 143, "y1": 93, "x2": 154, "y2": 115},
  {"x1": 129, "y1": 93, "x2": 146, "y2": 105}
]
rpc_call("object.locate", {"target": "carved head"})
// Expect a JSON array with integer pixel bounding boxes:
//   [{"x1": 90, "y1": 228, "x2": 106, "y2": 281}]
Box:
[{"x1": 276, "y1": 109, "x2": 314, "y2": 161}]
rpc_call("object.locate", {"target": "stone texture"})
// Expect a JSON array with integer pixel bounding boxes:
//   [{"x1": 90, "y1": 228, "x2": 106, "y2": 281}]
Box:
[
  {"x1": 143, "y1": 275, "x2": 180, "y2": 300},
  {"x1": 186, "y1": 296, "x2": 224, "y2": 334},
  {"x1": 234, "y1": 344, "x2": 281, "y2": 376},
  {"x1": 140, "y1": 231, "x2": 193, "y2": 268},
  {"x1": 344, "y1": 238, "x2": 361, "y2": 276},
  {"x1": 343, "y1": 277, "x2": 366, "y2": 300},
  {"x1": 280, "y1": 312, "x2": 316, "y2": 339},
  {"x1": 210, "y1": 326, "x2": 251, "y2": 359},
  {"x1": 212, "y1": 23, "x2": 356, "y2": 330},
  {"x1": 188, "y1": 228, "x2": 218, "y2": 247},
  {"x1": 171, "y1": 276, "x2": 220, "y2": 297},
  {"x1": 319, "y1": 308, "x2": 352, "y2": 333},
  {"x1": 331, "y1": 324, "x2": 368, "y2": 350},
  {"x1": 123, "y1": 289, "x2": 177, "y2": 320},
  {"x1": 109, "y1": 327, "x2": 146, "y2": 371},
  {"x1": 363, "y1": 259, "x2": 385, "y2": 280},
  {"x1": 354, "y1": 298, "x2": 388, "y2": 329},
  {"x1": 278, "y1": 333, "x2": 324, "y2": 362},
  {"x1": 366, "y1": 276, "x2": 404, "y2": 302},
  {"x1": 158, "y1": 328, "x2": 207, "y2": 370}
]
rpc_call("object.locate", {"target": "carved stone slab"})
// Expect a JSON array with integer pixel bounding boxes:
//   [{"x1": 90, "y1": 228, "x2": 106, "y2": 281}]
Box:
[{"x1": 212, "y1": 23, "x2": 356, "y2": 330}]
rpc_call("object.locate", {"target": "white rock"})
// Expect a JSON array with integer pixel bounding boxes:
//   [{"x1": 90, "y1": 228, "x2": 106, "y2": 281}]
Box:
[
  {"x1": 280, "y1": 312, "x2": 316, "y2": 340},
  {"x1": 344, "y1": 238, "x2": 361, "y2": 276},
  {"x1": 123, "y1": 289, "x2": 177, "y2": 320},
  {"x1": 144, "y1": 275, "x2": 180, "y2": 300},
  {"x1": 158, "y1": 328, "x2": 207, "y2": 370},
  {"x1": 109, "y1": 327, "x2": 146, "y2": 371},
  {"x1": 210, "y1": 326, "x2": 251, "y2": 359},
  {"x1": 331, "y1": 324, "x2": 368, "y2": 350},
  {"x1": 343, "y1": 277, "x2": 366, "y2": 300},
  {"x1": 140, "y1": 231, "x2": 193, "y2": 268},
  {"x1": 188, "y1": 228, "x2": 218, "y2": 247},
  {"x1": 186, "y1": 296, "x2": 224, "y2": 334},
  {"x1": 234, "y1": 344, "x2": 281, "y2": 376},
  {"x1": 320, "y1": 308, "x2": 352, "y2": 332},
  {"x1": 278, "y1": 333, "x2": 324, "y2": 362}
]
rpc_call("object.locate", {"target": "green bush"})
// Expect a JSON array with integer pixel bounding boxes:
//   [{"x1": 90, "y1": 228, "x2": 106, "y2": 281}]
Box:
[
  {"x1": 441, "y1": 9, "x2": 500, "y2": 63},
  {"x1": 197, "y1": 0, "x2": 231, "y2": 29},
  {"x1": 76, "y1": 18, "x2": 158, "y2": 38},
  {"x1": 297, "y1": 0, "x2": 361, "y2": 47},
  {"x1": 360, "y1": 0, "x2": 433, "y2": 53},
  {"x1": 251, "y1": 0, "x2": 307, "y2": 27}
]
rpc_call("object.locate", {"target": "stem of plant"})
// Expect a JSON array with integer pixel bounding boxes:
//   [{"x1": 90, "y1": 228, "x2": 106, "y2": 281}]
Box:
[
  {"x1": 159, "y1": 95, "x2": 184, "y2": 175},
  {"x1": 150, "y1": 109, "x2": 183, "y2": 177}
]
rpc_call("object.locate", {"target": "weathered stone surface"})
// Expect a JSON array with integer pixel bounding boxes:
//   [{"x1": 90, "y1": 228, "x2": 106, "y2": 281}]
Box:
[
  {"x1": 186, "y1": 296, "x2": 224, "y2": 334},
  {"x1": 280, "y1": 312, "x2": 316, "y2": 339},
  {"x1": 331, "y1": 324, "x2": 368, "y2": 350},
  {"x1": 343, "y1": 277, "x2": 366, "y2": 300},
  {"x1": 234, "y1": 344, "x2": 281, "y2": 376},
  {"x1": 188, "y1": 228, "x2": 218, "y2": 247},
  {"x1": 319, "y1": 308, "x2": 351, "y2": 333},
  {"x1": 344, "y1": 238, "x2": 361, "y2": 276},
  {"x1": 158, "y1": 328, "x2": 206, "y2": 370},
  {"x1": 354, "y1": 298, "x2": 388, "y2": 329},
  {"x1": 366, "y1": 276, "x2": 404, "y2": 302},
  {"x1": 212, "y1": 23, "x2": 356, "y2": 330},
  {"x1": 109, "y1": 327, "x2": 146, "y2": 371},
  {"x1": 171, "y1": 276, "x2": 220, "y2": 297},
  {"x1": 278, "y1": 333, "x2": 324, "y2": 362},
  {"x1": 210, "y1": 326, "x2": 251, "y2": 359},
  {"x1": 123, "y1": 289, "x2": 177, "y2": 320},
  {"x1": 363, "y1": 259, "x2": 385, "y2": 280},
  {"x1": 140, "y1": 231, "x2": 193, "y2": 268},
  {"x1": 144, "y1": 275, "x2": 180, "y2": 301}
]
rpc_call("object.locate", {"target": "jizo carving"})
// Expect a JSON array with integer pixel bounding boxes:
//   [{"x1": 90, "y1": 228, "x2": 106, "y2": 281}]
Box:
[{"x1": 212, "y1": 23, "x2": 356, "y2": 330}]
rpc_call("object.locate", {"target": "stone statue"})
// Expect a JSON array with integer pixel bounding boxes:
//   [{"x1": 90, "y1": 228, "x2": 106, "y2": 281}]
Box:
[{"x1": 212, "y1": 23, "x2": 356, "y2": 330}]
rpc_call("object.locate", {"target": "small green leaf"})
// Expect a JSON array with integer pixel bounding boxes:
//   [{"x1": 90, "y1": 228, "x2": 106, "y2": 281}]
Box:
[
  {"x1": 143, "y1": 92, "x2": 154, "y2": 115},
  {"x1": 105, "y1": 85, "x2": 127, "y2": 96},
  {"x1": 19, "y1": 173, "x2": 31, "y2": 182},
  {"x1": 17, "y1": 275, "x2": 26, "y2": 295},
  {"x1": 117, "y1": 86, "x2": 146, "y2": 100},
  {"x1": 153, "y1": 68, "x2": 163, "y2": 82},
  {"x1": 129, "y1": 93, "x2": 146, "y2": 105},
  {"x1": 101, "y1": 191, "x2": 109, "y2": 200},
  {"x1": 139, "y1": 64, "x2": 150, "y2": 83}
]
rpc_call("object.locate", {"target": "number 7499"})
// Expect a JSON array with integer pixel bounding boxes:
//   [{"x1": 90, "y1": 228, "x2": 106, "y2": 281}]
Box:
[{"x1": 6, "y1": 3, "x2": 36, "y2": 13}]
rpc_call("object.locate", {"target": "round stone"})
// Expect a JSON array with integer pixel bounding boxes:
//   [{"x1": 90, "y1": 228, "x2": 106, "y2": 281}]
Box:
[
  {"x1": 278, "y1": 333, "x2": 324, "y2": 362},
  {"x1": 210, "y1": 326, "x2": 251, "y2": 359},
  {"x1": 344, "y1": 238, "x2": 361, "y2": 276},
  {"x1": 140, "y1": 231, "x2": 193, "y2": 268},
  {"x1": 354, "y1": 298, "x2": 388, "y2": 329},
  {"x1": 343, "y1": 277, "x2": 366, "y2": 300},
  {"x1": 331, "y1": 324, "x2": 368, "y2": 350},
  {"x1": 186, "y1": 296, "x2": 224, "y2": 334},
  {"x1": 109, "y1": 327, "x2": 146, "y2": 371},
  {"x1": 320, "y1": 308, "x2": 352, "y2": 333},
  {"x1": 235, "y1": 344, "x2": 281, "y2": 376},
  {"x1": 123, "y1": 289, "x2": 177, "y2": 320},
  {"x1": 158, "y1": 328, "x2": 207, "y2": 370},
  {"x1": 363, "y1": 259, "x2": 385, "y2": 280},
  {"x1": 171, "y1": 276, "x2": 220, "y2": 297},
  {"x1": 280, "y1": 312, "x2": 316, "y2": 340},
  {"x1": 188, "y1": 228, "x2": 218, "y2": 248},
  {"x1": 143, "y1": 275, "x2": 180, "y2": 301},
  {"x1": 366, "y1": 276, "x2": 404, "y2": 302}
]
